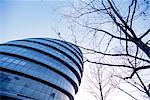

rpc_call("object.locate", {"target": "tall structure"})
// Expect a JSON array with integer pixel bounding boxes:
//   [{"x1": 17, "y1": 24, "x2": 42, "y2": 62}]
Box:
[{"x1": 0, "y1": 38, "x2": 83, "y2": 100}]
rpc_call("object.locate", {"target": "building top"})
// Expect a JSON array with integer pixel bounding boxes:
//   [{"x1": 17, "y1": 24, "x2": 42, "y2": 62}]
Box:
[{"x1": 0, "y1": 38, "x2": 84, "y2": 100}]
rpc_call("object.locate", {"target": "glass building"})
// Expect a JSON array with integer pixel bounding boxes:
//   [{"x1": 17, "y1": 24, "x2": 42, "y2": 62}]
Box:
[{"x1": 0, "y1": 38, "x2": 83, "y2": 100}]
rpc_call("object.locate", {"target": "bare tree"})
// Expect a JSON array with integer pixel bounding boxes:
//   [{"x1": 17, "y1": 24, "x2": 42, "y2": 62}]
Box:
[
  {"x1": 84, "y1": 64, "x2": 115, "y2": 100},
  {"x1": 62, "y1": 0, "x2": 150, "y2": 99}
]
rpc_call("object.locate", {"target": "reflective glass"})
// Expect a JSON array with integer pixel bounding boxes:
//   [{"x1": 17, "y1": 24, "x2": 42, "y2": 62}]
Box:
[
  {"x1": 1, "y1": 63, "x2": 75, "y2": 95},
  {"x1": 0, "y1": 46, "x2": 80, "y2": 85},
  {"x1": 7, "y1": 41, "x2": 82, "y2": 75},
  {"x1": 0, "y1": 71, "x2": 70, "y2": 100},
  {"x1": 26, "y1": 38, "x2": 82, "y2": 66},
  {"x1": 46, "y1": 38, "x2": 82, "y2": 60},
  {"x1": 0, "y1": 38, "x2": 83, "y2": 100}
]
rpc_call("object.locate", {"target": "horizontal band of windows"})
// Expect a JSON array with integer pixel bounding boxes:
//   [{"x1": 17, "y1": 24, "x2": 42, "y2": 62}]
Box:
[
  {"x1": 68, "y1": 43, "x2": 82, "y2": 57},
  {"x1": 25, "y1": 38, "x2": 83, "y2": 73},
  {"x1": 44, "y1": 38, "x2": 83, "y2": 63},
  {"x1": 1, "y1": 71, "x2": 70, "y2": 100},
  {"x1": 0, "y1": 54, "x2": 79, "y2": 87},
  {"x1": 4, "y1": 42, "x2": 82, "y2": 78},
  {"x1": 49, "y1": 38, "x2": 83, "y2": 58},
  {"x1": 0, "y1": 67, "x2": 74, "y2": 100},
  {"x1": 35, "y1": 38, "x2": 83, "y2": 68},
  {"x1": 60, "y1": 41, "x2": 83, "y2": 59},
  {"x1": 31, "y1": 38, "x2": 83, "y2": 67},
  {"x1": 44, "y1": 38, "x2": 84, "y2": 70},
  {"x1": 1, "y1": 65, "x2": 75, "y2": 95},
  {"x1": 0, "y1": 58, "x2": 75, "y2": 94},
  {"x1": 0, "y1": 52, "x2": 78, "y2": 94},
  {"x1": 14, "y1": 39, "x2": 83, "y2": 75},
  {"x1": 0, "y1": 44, "x2": 82, "y2": 81},
  {"x1": 0, "y1": 46, "x2": 80, "y2": 87}
]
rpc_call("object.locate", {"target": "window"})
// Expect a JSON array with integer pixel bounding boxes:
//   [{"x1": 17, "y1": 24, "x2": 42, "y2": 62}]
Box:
[
  {"x1": 13, "y1": 59, "x2": 20, "y2": 64},
  {"x1": 7, "y1": 58, "x2": 14, "y2": 63},
  {"x1": 0, "y1": 73, "x2": 7, "y2": 80},
  {"x1": 1, "y1": 56, "x2": 9, "y2": 61},
  {"x1": 19, "y1": 61, "x2": 26, "y2": 66}
]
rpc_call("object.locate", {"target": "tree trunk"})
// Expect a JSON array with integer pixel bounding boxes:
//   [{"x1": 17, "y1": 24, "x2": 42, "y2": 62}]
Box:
[{"x1": 135, "y1": 39, "x2": 150, "y2": 59}]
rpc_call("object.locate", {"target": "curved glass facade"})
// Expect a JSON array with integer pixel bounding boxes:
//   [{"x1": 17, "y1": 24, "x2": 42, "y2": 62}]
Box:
[{"x1": 0, "y1": 38, "x2": 83, "y2": 100}]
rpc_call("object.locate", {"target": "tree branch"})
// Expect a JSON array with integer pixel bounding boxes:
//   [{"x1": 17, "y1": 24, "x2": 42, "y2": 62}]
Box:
[
  {"x1": 139, "y1": 28, "x2": 150, "y2": 39},
  {"x1": 79, "y1": 45, "x2": 150, "y2": 63},
  {"x1": 108, "y1": 0, "x2": 137, "y2": 39}
]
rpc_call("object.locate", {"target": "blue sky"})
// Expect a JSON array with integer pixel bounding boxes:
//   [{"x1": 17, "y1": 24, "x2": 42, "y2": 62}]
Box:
[
  {"x1": 0, "y1": 1, "x2": 87, "y2": 100},
  {"x1": 0, "y1": 0, "x2": 73, "y2": 43},
  {"x1": 1, "y1": 1, "x2": 149, "y2": 100}
]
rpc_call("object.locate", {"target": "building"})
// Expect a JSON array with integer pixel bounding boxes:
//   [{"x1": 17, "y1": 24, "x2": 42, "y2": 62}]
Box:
[{"x1": 0, "y1": 38, "x2": 83, "y2": 100}]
